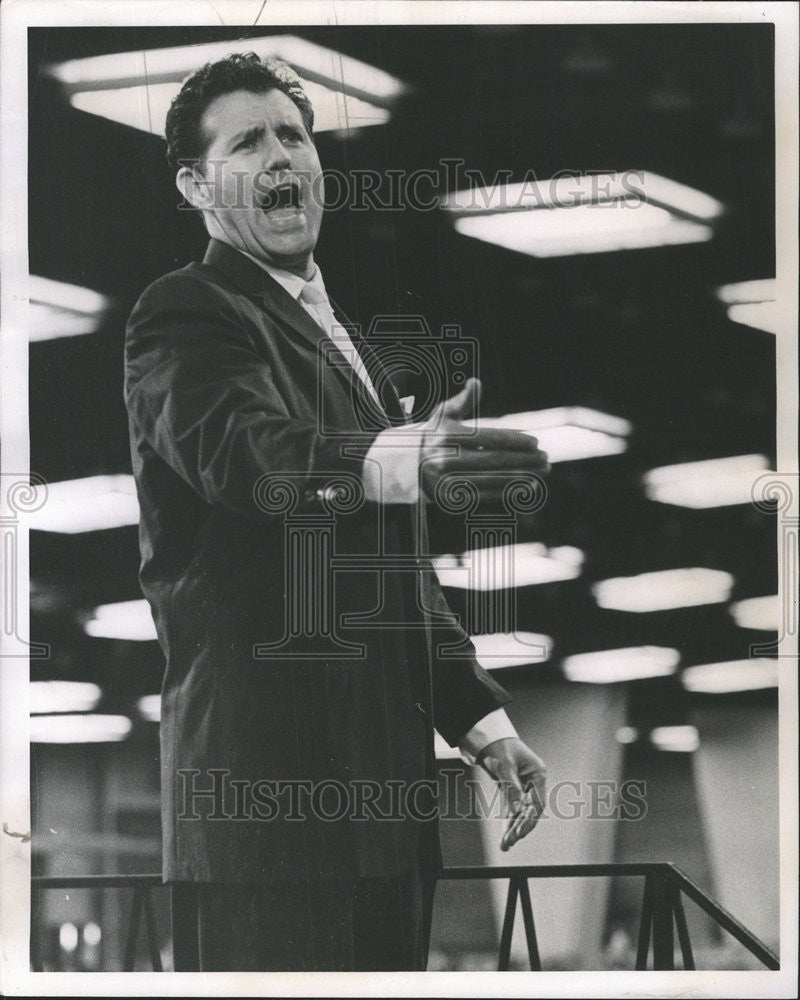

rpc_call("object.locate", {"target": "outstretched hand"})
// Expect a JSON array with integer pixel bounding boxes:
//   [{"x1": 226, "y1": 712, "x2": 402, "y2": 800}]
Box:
[
  {"x1": 419, "y1": 378, "x2": 550, "y2": 506},
  {"x1": 476, "y1": 737, "x2": 547, "y2": 851}
]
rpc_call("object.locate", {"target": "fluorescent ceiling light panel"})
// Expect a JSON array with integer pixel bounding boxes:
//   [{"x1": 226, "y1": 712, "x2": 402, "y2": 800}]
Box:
[
  {"x1": 433, "y1": 543, "x2": 583, "y2": 590},
  {"x1": 49, "y1": 36, "x2": 406, "y2": 136},
  {"x1": 592, "y1": 567, "x2": 734, "y2": 612},
  {"x1": 59, "y1": 923, "x2": 80, "y2": 952},
  {"x1": 729, "y1": 595, "x2": 780, "y2": 632},
  {"x1": 70, "y1": 81, "x2": 390, "y2": 136},
  {"x1": 84, "y1": 600, "x2": 158, "y2": 641},
  {"x1": 29, "y1": 681, "x2": 102, "y2": 714},
  {"x1": 643, "y1": 454, "x2": 771, "y2": 509},
  {"x1": 716, "y1": 279, "x2": 776, "y2": 305},
  {"x1": 137, "y1": 694, "x2": 162, "y2": 723},
  {"x1": 466, "y1": 407, "x2": 631, "y2": 462},
  {"x1": 453, "y1": 205, "x2": 712, "y2": 258},
  {"x1": 562, "y1": 645, "x2": 680, "y2": 683},
  {"x1": 470, "y1": 631, "x2": 553, "y2": 669},
  {"x1": 649, "y1": 725, "x2": 699, "y2": 753},
  {"x1": 29, "y1": 713, "x2": 132, "y2": 743},
  {"x1": 717, "y1": 278, "x2": 778, "y2": 334},
  {"x1": 28, "y1": 474, "x2": 139, "y2": 533},
  {"x1": 443, "y1": 171, "x2": 723, "y2": 257},
  {"x1": 726, "y1": 302, "x2": 780, "y2": 335},
  {"x1": 681, "y1": 658, "x2": 779, "y2": 694},
  {"x1": 29, "y1": 275, "x2": 110, "y2": 342}
]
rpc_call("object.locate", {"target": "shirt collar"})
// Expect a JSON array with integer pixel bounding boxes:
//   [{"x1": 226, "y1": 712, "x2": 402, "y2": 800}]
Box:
[{"x1": 237, "y1": 248, "x2": 326, "y2": 303}]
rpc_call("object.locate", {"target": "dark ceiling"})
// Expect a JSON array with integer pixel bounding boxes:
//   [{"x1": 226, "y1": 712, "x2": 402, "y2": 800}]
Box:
[{"x1": 27, "y1": 24, "x2": 777, "y2": 723}]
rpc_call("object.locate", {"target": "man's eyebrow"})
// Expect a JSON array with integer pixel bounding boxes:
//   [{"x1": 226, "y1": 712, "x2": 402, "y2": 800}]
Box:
[{"x1": 227, "y1": 124, "x2": 264, "y2": 149}]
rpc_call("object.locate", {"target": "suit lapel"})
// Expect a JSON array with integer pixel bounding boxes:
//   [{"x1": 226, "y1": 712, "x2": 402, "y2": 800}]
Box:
[
  {"x1": 202, "y1": 240, "x2": 386, "y2": 422},
  {"x1": 328, "y1": 296, "x2": 408, "y2": 425},
  {"x1": 203, "y1": 238, "x2": 329, "y2": 354},
  {"x1": 203, "y1": 239, "x2": 406, "y2": 427}
]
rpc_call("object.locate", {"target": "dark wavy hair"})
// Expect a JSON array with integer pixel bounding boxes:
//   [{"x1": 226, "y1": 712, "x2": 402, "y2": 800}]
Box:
[{"x1": 165, "y1": 52, "x2": 315, "y2": 173}]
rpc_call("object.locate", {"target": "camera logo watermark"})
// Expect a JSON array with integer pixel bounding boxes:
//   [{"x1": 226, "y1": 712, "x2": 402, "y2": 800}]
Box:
[
  {"x1": 250, "y1": 314, "x2": 549, "y2": 661},
  {"x1": 0, "y1": 473, "x2": 50, "y2": 659},
  {"x1": 751, "y1": 472, "x2": 798, "y2": 657}
]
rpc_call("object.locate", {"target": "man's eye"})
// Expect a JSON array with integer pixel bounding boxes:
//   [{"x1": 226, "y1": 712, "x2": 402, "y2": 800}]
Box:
[
  {"x1": 280, "y1": 128, "x2": 304, "y2": 144},
  {"x1": 235, "y1": 134, "x2": 258, "y2": 152}
]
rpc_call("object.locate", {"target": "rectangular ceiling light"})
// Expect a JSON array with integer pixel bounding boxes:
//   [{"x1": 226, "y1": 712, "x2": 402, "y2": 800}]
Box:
[
  {"x1": 681, "y1": 658, "x2": 779, "y2": 694},
  {"x1": 433, "y1": 543, "x2": 583, "y2": 591},
  {"x1": 136, "y1": 694, "x2": 162, "y2": 723},
  {"x1": 442, "y1": 171, "x2": 723, "y2": 257},
  {"x1": 29, "y1": 474, "x2": 139, "y2": 533},
  {"x1": 729, "y1": 595, "x2": 780, "y2": 632},
  {"x1": 592, "y1": 567, "x2": 734, "y2": 612},
  {"x1": 470, "y1": 631, "x2": 553, "y2": 669},
  {"x1": 649, "y1": 725, "x2": 699, "y2": 753},
  {"x1": 643, "y1": 454, "x2": 771, "y2": 509},
  {"x1": 716, "y1": 278, "x2": 778, "y2": 335},
  {"x1": 562, "y1": 645, "x2": 680, "y2": 683},
  {"x1": 29, "y1": 714, "x2": 132, "y2": 743},
  {"x1": 467, "y1": 407, "x2": 631, "y2": 462},
  {"x1": 47, "y1": 36, "x2": 406, "y2": 137},
  {"x1": 84, "y1": 599, "x2": 157, "y2": 642},
  {"x1": 29, "y1": 681, "x2": 102, "y2": 714},
  {"x1": 29, "y1": 275, "x2": 109, "y2": 342}
]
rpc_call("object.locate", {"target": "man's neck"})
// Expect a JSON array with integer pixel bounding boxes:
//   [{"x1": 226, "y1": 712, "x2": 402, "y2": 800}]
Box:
[{"x1": 205, "y1": 225, "x2": 315, "y2": 281}]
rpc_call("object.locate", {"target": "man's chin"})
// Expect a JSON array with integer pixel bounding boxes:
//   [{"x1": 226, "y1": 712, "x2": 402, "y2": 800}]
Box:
[{"x1": 252, "y1": 238, "x2": 316, "y2": 274}]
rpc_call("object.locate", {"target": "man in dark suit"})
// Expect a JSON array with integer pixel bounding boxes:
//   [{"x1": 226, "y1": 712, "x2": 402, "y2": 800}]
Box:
[{"x1": 125, "y1": 52, "x2": 549, "y2": 971}]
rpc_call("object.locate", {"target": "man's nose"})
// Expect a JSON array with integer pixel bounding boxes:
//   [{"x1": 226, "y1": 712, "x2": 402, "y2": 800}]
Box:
[{"x1": 262, "y1": 135, "x2": 291, "y2": 173}]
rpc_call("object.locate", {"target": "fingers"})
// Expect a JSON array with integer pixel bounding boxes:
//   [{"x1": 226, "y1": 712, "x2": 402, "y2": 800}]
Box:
[
  {"x1": 501, "y1": 782, "x2": 545, "y2": 851},
  {"x1": 437, "y1": 425, "x2": 543, "y2": 454},
  {"x1": 439, "y1": 377, "x2": 482, "y2": 420},
  {"x1": 420, "y1": 452, "x2": 550, "y2": 504},
  {"x1": 501, "y1": 800, "x2": 538, "y2": 850},
  {"x1": 429, "y1": 449, "x2": 550, "y2": 473}
]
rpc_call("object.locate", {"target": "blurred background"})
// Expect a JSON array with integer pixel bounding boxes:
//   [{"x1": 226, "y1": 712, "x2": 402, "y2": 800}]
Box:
[{"x1": 26, "y1": 22, "x2": 779, "y2": 971}]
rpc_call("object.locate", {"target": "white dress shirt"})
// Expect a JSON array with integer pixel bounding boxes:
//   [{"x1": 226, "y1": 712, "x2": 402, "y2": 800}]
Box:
[{"x1": 245, "y1": 252, "x2": 519, "y2": 762}]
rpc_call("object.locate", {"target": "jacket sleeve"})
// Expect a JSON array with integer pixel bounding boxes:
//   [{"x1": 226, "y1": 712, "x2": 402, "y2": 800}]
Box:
[
  {"x1": 124, "y1": 271, "x2": 380, "y2": 517},
  {"x1": 418, "y1": 560, "x2": 512, "y2": 747}
]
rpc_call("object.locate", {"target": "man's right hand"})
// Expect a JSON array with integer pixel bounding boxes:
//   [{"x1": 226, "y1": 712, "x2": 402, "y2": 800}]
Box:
[{"x1": 419, "y1": 377, "x2": 550, "y2": 505}]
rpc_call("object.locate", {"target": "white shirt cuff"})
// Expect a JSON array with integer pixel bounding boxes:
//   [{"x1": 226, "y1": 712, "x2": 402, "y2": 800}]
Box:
[
  {"x1": 361, "y1": 423, "x2": 427, "y2": 504},
  {"x1": 457, "y1": 708, "x2": 518, "y2": 765}
]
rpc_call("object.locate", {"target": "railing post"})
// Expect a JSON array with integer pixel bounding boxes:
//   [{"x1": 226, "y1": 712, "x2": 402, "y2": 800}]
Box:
[
  {"x1": 651, "y1": 872, "x2": 675, "y2": 970},
  {"x1": 29, "y1": 885, "x2": 43, "y2": 972},
  {"x1": 671, "y1": 883, "x2": 695, "y2": 970},
  {"x1": 123, "y1": 886, "x2": 144, "y2": 972},
  {"x1": 517, "y1": 878, "x2": 542, "y2": 971},
  {"x1": 635, "y1": 875, "x2": 654, "y2": 970},
  {"x1": 497, "y1": 878, "x2": 519, "y2": 971},
  {"x1": 143, "y1": 888, "x2": 163, "y2": 971}
]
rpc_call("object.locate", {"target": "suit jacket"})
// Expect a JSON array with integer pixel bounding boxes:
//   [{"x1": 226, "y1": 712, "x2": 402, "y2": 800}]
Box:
[{"x1": 124, "y1": 237, "x2": 510, "y2": 884}]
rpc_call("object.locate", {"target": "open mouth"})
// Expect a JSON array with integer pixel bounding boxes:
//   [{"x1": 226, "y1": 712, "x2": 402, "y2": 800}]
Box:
[{"x1": 260, "y1": 182, "x2": 302, "y2": 213}]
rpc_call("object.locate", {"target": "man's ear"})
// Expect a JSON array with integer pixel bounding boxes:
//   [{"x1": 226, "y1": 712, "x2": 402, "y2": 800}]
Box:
[{"x1": 176, "y1": 165, "x2": 212, "y2": 211}]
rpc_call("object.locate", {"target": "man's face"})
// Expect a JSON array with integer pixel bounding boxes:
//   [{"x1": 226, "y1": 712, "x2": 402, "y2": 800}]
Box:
[{"x1": 192, "y1": 88, "x2": 324, "y2": 275}]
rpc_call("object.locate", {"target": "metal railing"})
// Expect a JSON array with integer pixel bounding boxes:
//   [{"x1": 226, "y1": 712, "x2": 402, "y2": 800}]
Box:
[
  {"x1": 439, "y1": 863, "x2": 779, "y2": 971},
  {"x1": 31, "y1": 862, "x2": 779, "y2": 972}
]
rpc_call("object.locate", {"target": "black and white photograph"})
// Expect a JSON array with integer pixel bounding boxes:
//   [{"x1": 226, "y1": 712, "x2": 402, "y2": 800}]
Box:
[{"x1": 0, "y1": 1, "x2": 797, "y2": 995}]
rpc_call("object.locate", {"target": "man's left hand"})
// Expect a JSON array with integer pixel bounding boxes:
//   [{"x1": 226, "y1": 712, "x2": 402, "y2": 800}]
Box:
[{"x1": 476, "y1": 737, "x2": 547, "y2": 851}]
